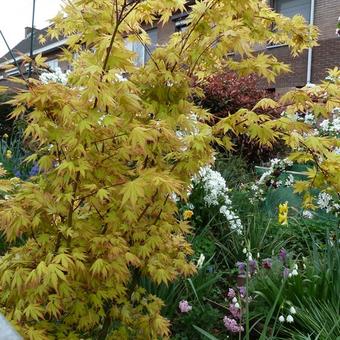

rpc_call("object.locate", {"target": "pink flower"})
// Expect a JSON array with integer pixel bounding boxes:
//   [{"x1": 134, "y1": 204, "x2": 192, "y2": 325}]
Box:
[
  {"x1": 283, "y1": 267, "x2": 290, "y2": 278},
  {"x1": 279, "y1": 248, "x2": 287, "y2": 262},
  {"x1": 248, "y1": 259, "x2": 257, "y2": 274},
  {"x1": 238, "y1": 286, "x2": 246, "y2": 297},
  {"x1": 223, "y1": 316, "x2": 244, "y2": 333},
  {"x1": 227, "y1": 288, "x2": 236, "y2": 299},
  {"x1": 236, "y1": 261, "x2": 246, "y2": 274},
  {"x1": 179, "y1": 300, "x2": 192, "y2": 313},
  {"x1": 262, "y1": 258, "x2": 272, "y2": 269},
  {"x1": 229, "y1": 303, "x2": 241, "y2": 319}
]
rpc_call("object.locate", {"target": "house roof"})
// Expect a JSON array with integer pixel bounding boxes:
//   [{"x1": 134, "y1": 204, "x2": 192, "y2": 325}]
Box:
[{"x1": 0, "y1": 25, "x2": 65, "y2": 65}]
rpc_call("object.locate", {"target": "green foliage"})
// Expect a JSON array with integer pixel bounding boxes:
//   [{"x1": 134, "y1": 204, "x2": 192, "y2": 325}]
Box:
[
  {"x1": 285, "y1": 299, "x2": 340, "y2": 340},
  {"x1": 173, "y1": 159, "x2": 339, "y2": 339},
  {"x1": 0, "y1": 124, "x2": 32, "y2": 179},
  {"x1": 0, "y1": 93, "x2": 15, "y2": 136},
  {"x1": 276, "y1": 216, "x2": 337, "y2": 255},
  {"x1": 172, "y1": 305, "x2": 222, "y2": 339},
  {"x1": 248, "y1": 236, "x2": 340, "y2": 338},
  {"x1": 215, "y1": 155, "x2": 255, "y2": 189}
]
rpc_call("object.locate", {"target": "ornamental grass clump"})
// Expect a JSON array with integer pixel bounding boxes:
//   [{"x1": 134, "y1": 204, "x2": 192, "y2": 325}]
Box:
[{"x1": 0, "y1": 0, "x2": 324, "y2": 338}]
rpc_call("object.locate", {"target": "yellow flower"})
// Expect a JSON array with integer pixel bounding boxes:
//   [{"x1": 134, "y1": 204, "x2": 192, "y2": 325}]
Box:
[
  {"x1": 279, "y1": 202, "x2": 288, "y2": 214},
  {"x1": 2, "y1": 133, "x2": 8, "y2": 139},
  {"x1": 278, "y1": 213, "x2": 288, "y2": 225},
  {"x1": 183, "y1": 210, "x2": 193, "y2": 220},
  {"x1": 5, "y1": 150, "x2": 12, "y2": 159},
  {"x1": 278, "y1": 202, "x2": 288, "y2": 225}
]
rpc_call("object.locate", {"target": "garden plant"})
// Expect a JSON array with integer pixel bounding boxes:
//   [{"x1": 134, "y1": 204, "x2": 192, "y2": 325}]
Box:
[{"x1": 0, "y1": 0, "x2": 338, "y2": 339}]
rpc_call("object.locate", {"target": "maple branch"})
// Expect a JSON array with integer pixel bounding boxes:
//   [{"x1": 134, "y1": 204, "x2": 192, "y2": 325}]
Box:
[
  {"x1": 137, "y1": 189, "x2": 159, "y2": 222},
  {"x1": 64, "y1": 172, "x2": 81, "y2": 249},
  {"x1": 170, "y1": 0, "x2": 219, "y2": 73},
  {"x1": 73, "y1": 180, "x2": 127, "y2": 208},
  {"x1": 93, "y1": 0, "x2": 142, "y2": 109},
  {"x1": 152, "y1": 193, "x2": 169, "y2": 226},
  {"x1": 137, "y1": 162, "x2": 179, "y2": 223},
  {"x1": 125, "y1": 24, "x2": 161, "y2": 71}
]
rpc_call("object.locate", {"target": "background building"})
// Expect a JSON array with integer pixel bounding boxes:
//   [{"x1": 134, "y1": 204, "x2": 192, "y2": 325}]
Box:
[
  {"x1": 0, "y1": 0, "x2": 339, "y2": 92},
  {"x1": 264, "y1": 0, "x2": 340, "y2": 93}
]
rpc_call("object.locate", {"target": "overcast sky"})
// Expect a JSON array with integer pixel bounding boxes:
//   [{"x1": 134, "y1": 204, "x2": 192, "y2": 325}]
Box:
[{"x1": 0, "y1": 0, "x2": 63, "y2": 56}]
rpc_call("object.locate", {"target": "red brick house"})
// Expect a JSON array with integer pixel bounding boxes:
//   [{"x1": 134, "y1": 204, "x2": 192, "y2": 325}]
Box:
[
  {"x1": 264, "y1": 0, "x2": 340, "y2": 93},
  {"x1": 0, "y1": 26, "x2": 69, "y2": 86},
  {"x1": 1, "y1": 0, "x2": 339, "y2": 92}
]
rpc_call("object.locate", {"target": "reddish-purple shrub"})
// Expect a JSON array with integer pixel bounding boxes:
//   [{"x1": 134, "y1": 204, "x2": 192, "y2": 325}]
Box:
[{"x1": 196, "y1": 71, "x2": 283, "y2": 164}]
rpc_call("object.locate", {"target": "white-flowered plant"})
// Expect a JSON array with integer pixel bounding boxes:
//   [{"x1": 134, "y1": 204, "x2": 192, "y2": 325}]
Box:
[
  {"x1": 286, "y1": 315, "x2": 294, "y2": 323},
  {"x1": 316, "y1": 191, "x2": 339, "y2": 215},
  {"x1": 39, "y1": 67, "x2": 69, "y2": 85},
  {"x1": 249, "y1": 158, "x2": 294, "y2": 203},
  {"x1": 302, "y1": 210, "x2": 313, "y2": 219},
  {"x1": 192, "y1": 166, "x2": 243, "y2": 234},
  {"x1": 318, "y1": 113, "x2": 340, "y2": 137},
  {"x1": 278, "y1": 305, "x2": 297, "y2": 324},
  {"x1": 196, "y1": 253, "x2": 205, "y2": 269}
]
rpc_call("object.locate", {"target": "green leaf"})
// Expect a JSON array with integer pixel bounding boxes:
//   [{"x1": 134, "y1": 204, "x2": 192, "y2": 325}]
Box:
[{"x1": 193, "y1": 325, "x2": 219, "y2": 340}]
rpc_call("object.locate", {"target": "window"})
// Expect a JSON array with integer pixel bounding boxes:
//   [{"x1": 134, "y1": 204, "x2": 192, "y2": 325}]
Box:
[
  {"x1": 273, "y1": 0, "x2": 311, "y2": 23},
  {"x1": 175, "y1": 18, "x2": 188, "y2": 32},
  {"x1": 6, "y1": 68, "x2": 20, "y2": 76},
  {"x1": 125, "y1": 29, "x2": 158, "y2": 66},
  {"x1": 172, "y1": 12, "x2": 189, "y2": 32},
  {"x1": 46, "y1": 59, "x2": 59, "y2": 71}
]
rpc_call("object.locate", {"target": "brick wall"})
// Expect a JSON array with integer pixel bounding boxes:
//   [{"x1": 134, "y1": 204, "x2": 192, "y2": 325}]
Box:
[
  {"x1": 156, "y1": 0, "x2": 340, "y2": 92},
  {"x1": 314, "y1": 0, "x2": 340, "y2": 41},
  {"x1": 259, "y1": 0, "x2": 340, "y2": 91},
  {"x1": 312, "y1": 38, "x2": 340, "y2": 82},
  {"x1": 262, "y1": 46, "x2": 309, "y2": 89},
  {"x1": 157, "y1": 20, "x2": 176, "y2": 45}
]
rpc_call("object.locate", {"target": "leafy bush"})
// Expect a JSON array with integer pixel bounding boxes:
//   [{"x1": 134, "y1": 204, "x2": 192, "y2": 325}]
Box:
[
  {"x1": 196, "y1": 71, "x2": 284, "y2": 164},
  {"x1": 198, "y1": 71, "x2": 274, "y2": 119},
  {"x1": 172, "y1": 304, "x2": 222, "y2": 339}
]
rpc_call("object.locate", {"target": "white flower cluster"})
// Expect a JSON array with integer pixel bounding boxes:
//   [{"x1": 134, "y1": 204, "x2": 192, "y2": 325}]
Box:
[
  {"x1": 289, "y1": 107, "x2": 340, "y2": 138},
  {"x1": 284, "y1": 174, "x2": 295, "y2": 187},
  {"x1": 279, "y1": 306, "x2": 297, "y2": 324},
  {"x1": 319, "y1": 115, "x2": 340, "y2": 136},
  {"x1": 39, "y1": 67, "x2": 69, "y2": 85},
  {"x1": 249, "y1": 158, "x2": 293, "y2": 203},
  {"x1": 194, "y1": 166, "x2": 243, "y2": 234},
  {"x1": 296, "y1": 111, "x2": 315, "y2": 125},
  {"x1": 288, "y1": 264, "x2": 299, "y2": 278},
  {"x1": 317, "y1": 192, "x2": 339, "y2": 215},
  {"x1": 196, "y1": 166, "x2": 229, "y2": 205},
  {"x1": 302, "y1": 210, "x2": 313, "y2": 219}
]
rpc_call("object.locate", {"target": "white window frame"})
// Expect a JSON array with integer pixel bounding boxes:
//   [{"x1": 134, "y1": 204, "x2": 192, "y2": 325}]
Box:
[{"x1": 125, "y1": 28, "x2": 158, "y2": 66}]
